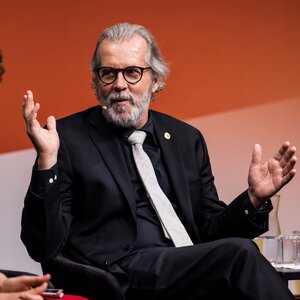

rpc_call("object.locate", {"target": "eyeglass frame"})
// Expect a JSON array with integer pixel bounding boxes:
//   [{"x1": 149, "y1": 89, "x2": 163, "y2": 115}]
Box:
[{"x1": 95, "y1": 66, "x2": 152, "y2": 85}]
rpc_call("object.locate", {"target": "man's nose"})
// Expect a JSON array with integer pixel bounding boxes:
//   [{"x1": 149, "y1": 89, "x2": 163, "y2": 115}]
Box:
[{"x1": 113, "y1": 71, "x2": 128, "y2": 91}]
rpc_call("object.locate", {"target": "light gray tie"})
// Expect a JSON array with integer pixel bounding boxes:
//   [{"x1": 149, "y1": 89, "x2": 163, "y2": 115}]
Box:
[{"x1": 128, "y1": 130, "x2": 193, "y2": 247}]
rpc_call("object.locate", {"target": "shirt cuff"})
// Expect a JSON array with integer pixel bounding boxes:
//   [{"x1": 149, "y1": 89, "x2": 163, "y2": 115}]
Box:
[
  {"x1": 241, "y1": 194, "x2": 273, "y2": 224},
  {"x1": 30, "y1": 164, "x2": 58, "y2": 195}
]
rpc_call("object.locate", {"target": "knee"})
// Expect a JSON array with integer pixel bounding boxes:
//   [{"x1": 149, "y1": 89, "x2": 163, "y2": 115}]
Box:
[{"x1": 222, "y1": 237, "x2": 260, "y2": 259}]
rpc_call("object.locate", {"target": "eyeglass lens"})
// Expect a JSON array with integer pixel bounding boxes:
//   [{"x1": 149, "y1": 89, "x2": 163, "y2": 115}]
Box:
[{"x1": 98, "y1": 67, "x2": 146, "y2": 84}]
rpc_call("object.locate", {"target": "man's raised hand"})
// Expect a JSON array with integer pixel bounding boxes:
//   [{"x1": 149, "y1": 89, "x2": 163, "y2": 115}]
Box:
[
  {"x1": 248, "y1": 141, "x2": 297, "y2": 208},
  {"x1": 22, "y1": 90, "x2": 59, "y2": 170}
]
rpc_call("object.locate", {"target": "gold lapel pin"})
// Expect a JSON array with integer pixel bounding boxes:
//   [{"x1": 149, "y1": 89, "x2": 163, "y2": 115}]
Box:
[{"x1": 164, "y1": 132, "x2": 171, "y2": 140}]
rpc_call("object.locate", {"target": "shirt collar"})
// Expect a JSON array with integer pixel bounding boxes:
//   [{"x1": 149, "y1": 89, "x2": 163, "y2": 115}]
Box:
[{"x1": 117, "y1": 112, "x2": 157, "y2": 146}]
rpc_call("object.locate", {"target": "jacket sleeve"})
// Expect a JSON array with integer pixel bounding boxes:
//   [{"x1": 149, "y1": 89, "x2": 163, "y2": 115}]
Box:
[
  {"x1": 191, "y1": 130, "x2": 271, "y2": 241},
  {"x1": 21, "y1": 138, "x2": 74, "y2": 262}
]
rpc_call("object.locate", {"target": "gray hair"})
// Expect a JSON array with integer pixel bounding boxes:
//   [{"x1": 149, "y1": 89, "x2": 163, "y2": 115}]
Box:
[{"x1": 91, "y1": 23, "x2": 169, "y2": 93}]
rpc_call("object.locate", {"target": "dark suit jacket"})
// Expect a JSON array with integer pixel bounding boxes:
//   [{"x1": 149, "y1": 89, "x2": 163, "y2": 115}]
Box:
[{"x1": 21, "y1": 106, "x2": 268, "y2": 271}]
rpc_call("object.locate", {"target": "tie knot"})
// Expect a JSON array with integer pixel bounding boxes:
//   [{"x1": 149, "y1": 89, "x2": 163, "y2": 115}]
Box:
[{"x1": 128, "y1": 130, "x2": 147, "y2": 145}]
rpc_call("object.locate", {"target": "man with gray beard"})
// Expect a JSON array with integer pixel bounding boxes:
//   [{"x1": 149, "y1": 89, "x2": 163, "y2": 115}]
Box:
[
  {"x1": 21, "y1": 23, "x2": 297, "y2": 300},
  {"x1": 100, "y1": 87, "x2": 153, "y2": 128}
]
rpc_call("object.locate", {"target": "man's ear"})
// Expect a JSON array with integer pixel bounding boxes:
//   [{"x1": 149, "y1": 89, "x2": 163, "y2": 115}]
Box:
[{"x1": 151, "y1": 77, "x2": 160, "y2": 93}]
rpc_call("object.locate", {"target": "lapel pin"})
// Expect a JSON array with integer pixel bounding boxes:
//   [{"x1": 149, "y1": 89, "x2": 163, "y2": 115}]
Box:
[{"x1": 164, "y1": 132, "x2": 171, "y2": 140}]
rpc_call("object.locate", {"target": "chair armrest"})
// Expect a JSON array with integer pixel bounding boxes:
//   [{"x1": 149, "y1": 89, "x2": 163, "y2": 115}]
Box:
[
  {"x1": 0, "y1": 269, "x2": 55, "y2": 288},
  {"x1": 0, "y1": 269, "x2": 37, "y2": 278},
  {"x1": 41, "y1": 254, "x2": 124, "y2": 300}
]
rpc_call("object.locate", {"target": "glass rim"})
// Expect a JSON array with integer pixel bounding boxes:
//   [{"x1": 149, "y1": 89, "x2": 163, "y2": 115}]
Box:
[{"x1": 95, "y1": 66, "x2": 152, "y2": 84}]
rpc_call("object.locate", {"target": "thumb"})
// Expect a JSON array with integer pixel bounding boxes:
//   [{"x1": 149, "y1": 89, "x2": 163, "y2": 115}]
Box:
[
  {"x1": 19, "y1": 282, "x2": 48, "y2": 299},
  {"x1": 31, "y1": 282, "x2": 48, "y2": 294},
  {"x1": 46, "y1": 116, "x2": 56, "y2": 131},
  {"x1": 251, "y1": 144, "x2": 262, "y2": 165}
]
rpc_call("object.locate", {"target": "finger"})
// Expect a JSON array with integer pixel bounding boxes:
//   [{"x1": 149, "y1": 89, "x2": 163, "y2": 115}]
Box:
[
  {"x1": 280, "y1": 168, "x2": 296, "y2": 188},
  {"x1": 251, "y1": 144, "x2": 262, "y2": 165},
  {"x1": 32, "y1": 281, "x2": 48, "y2": 293},
  {"x1": 23, "y1": 274, "x2": 51, "y2": 287},
  {"x1": 46, "y1": 116, "x2": 56, "y2": 131},
  {"x1": 278, "y1": 145, "x2": 297, "y2": 168},
  {"x1": 22, "y1": 92, "x2": 42, "y2": 137},
  {"x1": 282, "y1": 156, "x2": 297, "y2": 177},
  {"x1": 285, "y1": 146, "x2": 297, "y2": 160},
  {"x1": 23, "y1": 90, "x2": 34, "y2": 120},
  {"x1": 23, "y1": 91, "x2": 40, "y2": 127},
  {"x1": 19, "y1": 291, "x2": 44, "y2": 300},
  {"x1": 275, "y1": 141, "x2": 291, "y2": 161},
  {"x1": 278, "y1": 141, "x2": 290, "y2": 155},
  {"x1": 19, "y1": 282, "x2": 49, "y2": 299}
]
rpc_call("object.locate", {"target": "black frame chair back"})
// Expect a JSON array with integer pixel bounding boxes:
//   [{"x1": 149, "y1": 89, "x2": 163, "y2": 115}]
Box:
[{"x1": 41, "y1": 253, "x2": 124, "y2": 300}]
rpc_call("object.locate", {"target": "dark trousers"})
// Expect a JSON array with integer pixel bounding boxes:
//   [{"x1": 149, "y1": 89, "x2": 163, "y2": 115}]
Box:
[{"x1": 116, "y1": 238, "x2": 294, "y2": 300}]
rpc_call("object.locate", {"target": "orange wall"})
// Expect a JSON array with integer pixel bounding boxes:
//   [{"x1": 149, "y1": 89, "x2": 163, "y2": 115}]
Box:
[{"x1": 1, "y1": 0, "x2": 300, "y2": 154}]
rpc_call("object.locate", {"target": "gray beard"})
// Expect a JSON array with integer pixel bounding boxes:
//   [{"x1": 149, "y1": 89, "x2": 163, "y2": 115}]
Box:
[{"x1": 97, "y1": 87, "x2": 152, "y2": 128}]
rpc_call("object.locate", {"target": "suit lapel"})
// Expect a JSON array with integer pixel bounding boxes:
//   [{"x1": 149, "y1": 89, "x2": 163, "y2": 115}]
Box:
[
  {"x1": 152, "y1": 113, "x2": 196, "y2": 234},
  {"x1": 85, "y1": 108, "x2": 196, "y2": 233},
  {"x1": 87, "y1": 108, "x2": 136, "y2": 217}
]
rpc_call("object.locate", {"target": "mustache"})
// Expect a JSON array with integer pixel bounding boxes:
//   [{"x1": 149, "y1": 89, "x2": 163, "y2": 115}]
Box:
[{"x1": 107, "y1": 92, "x2": 135, "y2": 104}]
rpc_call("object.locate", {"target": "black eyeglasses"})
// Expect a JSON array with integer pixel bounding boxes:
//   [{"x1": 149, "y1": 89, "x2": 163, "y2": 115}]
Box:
[{"x1": 96, "y1": 66, "x2": 152, "y2": 84}]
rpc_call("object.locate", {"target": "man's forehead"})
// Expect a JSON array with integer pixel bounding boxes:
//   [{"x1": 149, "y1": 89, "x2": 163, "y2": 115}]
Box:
[{"x1": 99, "y1": 35, "x2": 147, "y2": 56}]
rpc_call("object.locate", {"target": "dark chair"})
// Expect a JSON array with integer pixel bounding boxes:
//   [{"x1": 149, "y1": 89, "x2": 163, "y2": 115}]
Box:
[
  {"x1": 41, "y1": 253, "x2": 124, "y2": 300},
  {"x1": 0, "y1": 268, "x2": 55, "y2": 288},
  {"x1": 1, "y1": 269, "x2": 36, "y2": 277}
]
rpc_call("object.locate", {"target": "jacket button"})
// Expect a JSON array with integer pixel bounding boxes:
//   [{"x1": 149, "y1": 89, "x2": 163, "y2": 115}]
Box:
[{"x1": 103, "y1": 261, "x2": 109, "y2": 270}]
